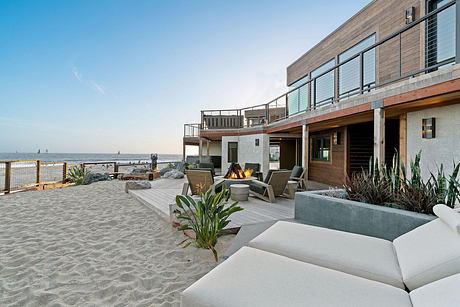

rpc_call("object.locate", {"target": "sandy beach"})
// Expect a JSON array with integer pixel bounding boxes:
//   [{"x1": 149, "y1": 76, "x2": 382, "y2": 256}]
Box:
[{"x1": 0, "y1": 181, "x2": 234, "y2": 306}]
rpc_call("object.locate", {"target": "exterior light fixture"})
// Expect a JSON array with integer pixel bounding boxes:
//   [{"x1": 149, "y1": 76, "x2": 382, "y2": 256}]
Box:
[
  {"x1": 255, "y1": 139, "x2": 259, "y2": 146},
  {"x1": 333, "y1": 132, "x2": 340, "y2": 145},
  {"x1": 406, "y1": 7, "x2": 415, "y2": 24},
  {"x1": 422, "y1": 118, "x2": 435, "y2": 139}
]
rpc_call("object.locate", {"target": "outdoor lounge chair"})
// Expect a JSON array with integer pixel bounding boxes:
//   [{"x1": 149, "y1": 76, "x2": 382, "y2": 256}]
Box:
[
  {"x1": 290, "y1": 165, "x2": 307, "y2": 190},
  {"x1": 249, "y1": 170, "x2": 293, "y2": 203},
  {"x1": 181, "y1": 205, "x2": 460, "y2": 306},
  {"x1": 182, "y1": 169, "x2": 223, "y2": 196},
  {"x1": 244, "y1": 162, "x2": 262, "y2": 181},
  {"x1": 198, "y1": 162, "x2": 215, "y2": 177}
]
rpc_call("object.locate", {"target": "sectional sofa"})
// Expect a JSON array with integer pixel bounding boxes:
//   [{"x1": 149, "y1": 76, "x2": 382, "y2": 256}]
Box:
[{"x1": 181, "y1": 204, "x2": 460, "y2": 306}]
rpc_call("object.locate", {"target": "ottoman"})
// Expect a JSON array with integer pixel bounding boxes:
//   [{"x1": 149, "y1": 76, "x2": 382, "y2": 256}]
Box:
[{"x1": 230, "y1": 184, "x2": 250, "y2": 201}]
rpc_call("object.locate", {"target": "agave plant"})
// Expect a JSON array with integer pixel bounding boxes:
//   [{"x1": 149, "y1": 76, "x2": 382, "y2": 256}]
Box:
[
  {"x1": 174, "y1": 186, "x2": 243, "y2": 261},
  {"x1": 67, "y1": 167, "x2": 92, "y2": 185}
]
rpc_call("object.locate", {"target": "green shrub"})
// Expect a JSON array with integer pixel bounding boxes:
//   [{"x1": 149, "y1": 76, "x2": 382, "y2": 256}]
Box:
[
  {"x1": 67, "y1": 167, "x2": 92, "y2": 185},
  {"x1": 174, "y1": 186, "x2": 243, "y2": 261},
  {"x1": 168, "y1": 162, "x2": 174, "y2": 168},
  {"x1": 344, "y1": 151, "x2": 460, "y2": 215}
]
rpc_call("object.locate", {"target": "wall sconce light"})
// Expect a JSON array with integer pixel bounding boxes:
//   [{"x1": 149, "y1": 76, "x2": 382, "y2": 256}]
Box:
[
  {"x1": 255, "y1": 139, "x2": 259, "y2": 146},
  {"x1": 333, "y1": 132, "x2": 340, "y2": 145},
  {"x1": 406, "y1": 7, "x2": 415, "y2": 24},
  {"x1": 422, "y1": 118, "x2": 435, "y2": 139}
]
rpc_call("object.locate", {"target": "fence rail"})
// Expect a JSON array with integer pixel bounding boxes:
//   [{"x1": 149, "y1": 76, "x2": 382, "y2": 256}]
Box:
[
  {"x1": 200, "y1": 0, "x2": 456, "y2": 129},
  {"x1": 0, "y1": 160, "x2": 179, "y2": 194}
]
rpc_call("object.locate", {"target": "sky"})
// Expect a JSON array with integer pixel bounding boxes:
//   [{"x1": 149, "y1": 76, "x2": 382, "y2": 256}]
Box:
[{"x1": 0, "y1": 0, "x2": 370, "y2": 154}]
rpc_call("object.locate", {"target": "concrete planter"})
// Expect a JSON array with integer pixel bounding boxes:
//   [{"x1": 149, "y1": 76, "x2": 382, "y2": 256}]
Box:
[{"x1": 295, "y1": 190, "x2": 435, "y2": 241}]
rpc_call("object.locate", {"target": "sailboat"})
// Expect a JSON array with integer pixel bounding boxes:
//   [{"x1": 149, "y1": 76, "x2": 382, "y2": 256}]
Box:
[
  {"x1": 117, "y1": 151, "x2": 121, "y2": 155},
  {"x1": 45, "y1": 149, "x2": 48, "y2": 154},
  {"x1": 37, "y1": 149, "x2": 40, "y2": 154}
]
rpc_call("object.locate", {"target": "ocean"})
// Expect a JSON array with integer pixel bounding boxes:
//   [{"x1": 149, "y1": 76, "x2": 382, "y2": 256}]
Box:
[{"x1": 0, "y1": 153, "x2": 182, "y2": 164}]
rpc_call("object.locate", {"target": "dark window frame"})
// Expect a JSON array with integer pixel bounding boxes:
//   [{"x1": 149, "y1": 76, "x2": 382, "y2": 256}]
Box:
[
  {"x1": 311, "y1": 136, "x2": 332, "y2": 162},
  {"x1": 228, "y1": 142, "x2": 238, "y2": 163}
]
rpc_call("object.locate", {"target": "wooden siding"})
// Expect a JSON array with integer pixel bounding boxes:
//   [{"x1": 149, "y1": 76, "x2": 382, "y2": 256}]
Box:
[
  {"x1": 308, "y1": 127, "x2": 346, "y2": 186},
  {"x1": 287, "y1": 0, "x2": 425, "y2": 86}
]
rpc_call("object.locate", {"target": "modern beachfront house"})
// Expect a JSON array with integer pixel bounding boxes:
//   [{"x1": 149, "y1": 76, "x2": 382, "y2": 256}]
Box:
[{"x1": 183, "y1": 0, "x2": 460, "y2": 186}]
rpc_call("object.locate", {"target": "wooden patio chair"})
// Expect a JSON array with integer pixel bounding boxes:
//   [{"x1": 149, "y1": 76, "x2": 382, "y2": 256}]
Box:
[
  {"x1": 290, "y1": 165, "x2": 307, "y2": 191},
  {"x1": 182, "y1": 169, "x2": 223, "y2": 196},
  {"x1": 249, "y1": 170, "x2": 294, "y2": 203}
]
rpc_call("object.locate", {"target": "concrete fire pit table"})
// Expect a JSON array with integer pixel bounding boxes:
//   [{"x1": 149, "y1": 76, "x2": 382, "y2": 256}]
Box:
[{"x1": 229, "y1": 183, "x2": 250, "y2": 201}]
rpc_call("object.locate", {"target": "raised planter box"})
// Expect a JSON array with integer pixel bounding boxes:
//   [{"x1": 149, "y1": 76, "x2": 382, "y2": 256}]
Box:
[{"x1": 295, "y1": 190, "x2": 436, "y2": 241}]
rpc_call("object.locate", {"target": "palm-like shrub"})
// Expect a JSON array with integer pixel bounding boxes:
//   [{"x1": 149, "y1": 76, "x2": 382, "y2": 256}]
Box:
[
  {"x1": 174, "y1": 186, "x2": 243, "y2": 261},
  {"x1": 67, "y1": 167, "x2": 92, "y2": 185}
]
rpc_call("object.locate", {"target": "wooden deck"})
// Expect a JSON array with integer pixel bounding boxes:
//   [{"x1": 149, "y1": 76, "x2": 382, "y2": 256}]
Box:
[{"x1": 128, "y1": 178, "x2": 296, "y2": 229}]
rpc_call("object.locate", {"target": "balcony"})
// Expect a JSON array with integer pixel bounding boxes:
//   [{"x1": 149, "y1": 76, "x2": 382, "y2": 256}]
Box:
[
  {"x1": 200, "y1": 0, "x2": 456, "y2": 130},
  {"x1": 183, "y1": 123, "x2": 201, "y2": 138}
]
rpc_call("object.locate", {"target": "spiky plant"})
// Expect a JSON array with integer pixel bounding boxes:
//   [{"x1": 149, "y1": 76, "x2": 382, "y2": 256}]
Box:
[
  {"x1": 67, "y1": 167, "x2": 92, "y2": 185},
  {"x1": 174, "y1": 186, "x2": 243, "y2": 261}
]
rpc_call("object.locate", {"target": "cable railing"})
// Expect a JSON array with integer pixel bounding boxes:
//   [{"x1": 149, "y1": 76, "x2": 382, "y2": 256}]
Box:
[
  {"x1": 200, "y1": 0, "x2": 456, "y2": 130},
  {"x1": 184, "y1": 123, "x2": 202, "y2": 137}
]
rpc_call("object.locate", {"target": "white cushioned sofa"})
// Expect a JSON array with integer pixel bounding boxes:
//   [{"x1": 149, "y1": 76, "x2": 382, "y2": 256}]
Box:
[{"x1": 181, "y1": 205, "x2": 460, "y2": 306}]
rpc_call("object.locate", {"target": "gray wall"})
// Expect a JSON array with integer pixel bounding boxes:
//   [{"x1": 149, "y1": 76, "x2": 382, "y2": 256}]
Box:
[
  {"x1": 222, "y1": 134, "x2": 269, "y2": 176},
  {"x1": 407, "y1": 104, "x2": 460, "y2": 181}
]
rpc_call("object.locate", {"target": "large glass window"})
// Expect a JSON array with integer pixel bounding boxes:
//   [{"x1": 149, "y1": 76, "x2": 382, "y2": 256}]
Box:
[
  {"x1": 227, "y1": 142, "x2": 238, "y2": 163},
  {"x1": 288, "y1": 75, "x2": 309, "y2": 116},
  {"x1": 338, "y1": 34, "x2": 376, "y2": 101},
  {"x1": 311, "y1": 59, "x2": 335, "y2": 108},
  {"x1": 311, "y1": 136, "x2": 331, "y2": 162},
  {"x1": 426, "y1": 0, "x2": 456, "y2": 70}
]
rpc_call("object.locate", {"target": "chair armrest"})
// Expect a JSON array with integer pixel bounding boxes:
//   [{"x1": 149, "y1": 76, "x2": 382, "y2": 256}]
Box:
[
  {"x1": 290, "y1": 177, "x2": 301, "y2": 180},
  {"x1": 250, "y1": 179, "x2": 271, "y2": 188}
]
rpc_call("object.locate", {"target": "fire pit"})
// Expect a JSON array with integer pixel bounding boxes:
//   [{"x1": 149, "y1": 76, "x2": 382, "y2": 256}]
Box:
[{"x1": 224, "y1": 163, "x2": 254, "y2": 179}]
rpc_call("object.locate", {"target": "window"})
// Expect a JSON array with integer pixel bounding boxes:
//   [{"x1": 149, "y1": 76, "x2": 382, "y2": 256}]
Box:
[
  {"x1": 426, "y1": 0, "x2": 456, "y2": 70},
  {"x1": 288, "y1": 75, "x2": 309, "y2": 117},
  {"x1": 311, "y1": 59, "x2": 335, "y2": 108},
  {"x1": 228, "y1": 142, "x2": 238, "y2": 163},
  {"x1": 338, "y1": 34, "x2": 376, "y2": 101},
  {"x1": 311, "y1": 136, "x2": 331, "y2": 162}
]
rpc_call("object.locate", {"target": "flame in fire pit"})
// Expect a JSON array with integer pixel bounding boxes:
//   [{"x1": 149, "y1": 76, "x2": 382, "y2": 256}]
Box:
[{"x1": 224, "y1": 163, "x2": 254, "y2": 179}]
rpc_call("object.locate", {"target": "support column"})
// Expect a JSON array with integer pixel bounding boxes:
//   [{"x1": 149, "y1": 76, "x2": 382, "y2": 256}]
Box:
[
  {"x1": 399, "y1": 113, "x2": 407, "y2": 169},
  {"x1": 182, "y1": 141, "x2": 186, "y2": 162},
  {"x1": 206, "y1": 140, "x2": 210, "y2": 163},
  {"x1": 302, "y1": 121, "x2": 309, "y2": 179},
  {"x1": 199, "y1": 138, "x2": 203, "y2": 163},
  {"x1": 373, "y1": 108, "x2": 385, "y2": 165}
]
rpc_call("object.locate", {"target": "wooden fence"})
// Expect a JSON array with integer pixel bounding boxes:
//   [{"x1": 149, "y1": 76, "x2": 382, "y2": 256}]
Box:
[{"x1": 0, "y1": 160, "x2": 176, "y2": 194}]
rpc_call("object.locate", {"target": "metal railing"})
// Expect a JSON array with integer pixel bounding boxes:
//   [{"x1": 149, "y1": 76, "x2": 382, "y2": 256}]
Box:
[
  {"x1": 183, "y1": 123, "x2": 202, "y2": 138},
  {"x1": 200, "y1": 0, "x2": 456, "y2": 129}
]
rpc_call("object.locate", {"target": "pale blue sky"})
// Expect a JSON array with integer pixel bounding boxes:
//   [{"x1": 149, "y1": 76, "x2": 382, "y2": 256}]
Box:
[{"x1": 0, "y1": 0, "x2": 370, "y2": 154}]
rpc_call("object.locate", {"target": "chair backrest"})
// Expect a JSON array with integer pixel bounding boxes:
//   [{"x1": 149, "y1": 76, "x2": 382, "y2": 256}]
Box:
[
  {"x1": 197, "y1": 163, "x2": 215, "y2": 177},
  {"x1": 291, "y1": 166, "x2": 304, "y2": 178},
  {"x1": 266, "y1": 170, "x2": 292, "y2": 196},
  {"x1": 244, "y1": 163, "x2": 260, "y2": 172},
  {"x1": 185, "y1": 170, "x2": 214, "y2": 195},
  {"x1": 393, "y1": 205, "x2": 460, "y2": 290}
]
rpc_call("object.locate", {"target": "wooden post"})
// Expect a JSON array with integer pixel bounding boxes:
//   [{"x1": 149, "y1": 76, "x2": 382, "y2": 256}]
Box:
[
  {"x1": 206, "y1": 140, "x2": 210, "y2": 163},
  {"x1": 399, "y1": 113, "x2": 407, "y2": 170},
  {"x1": 81, "y1": 163, "x2": 85, "y2": 173},
  {"x1": 302, "y1": 123, "x2": 309, "y2": 181},
  {"x1": 182, "y1": 142, "x2": 186, "y2": 163},
  {"x1": 114, "y1": 163, "x2": 119, "y2": 179},
  {"x1": 5, "y1": 161, "x2": 11, "y2": 194},
  {"x1": 373, "y1": 108, "x2": 385, "y2": 165},
  {"x1": 63, "y1": 162, "x2": 68, "y2": 182},
  {"x1": 199, "y1": 138, "x2": 203, "y2": 163},
  {"x1": 36, "y1": 160, "x2": 41, "y2": 186}
]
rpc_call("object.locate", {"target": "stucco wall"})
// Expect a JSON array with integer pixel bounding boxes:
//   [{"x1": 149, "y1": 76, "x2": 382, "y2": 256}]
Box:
[
  {"x1": 221, "y1": 134, "x2": 269, "y2": 177},
  {"x1": 407, "y1": 104, "x2": 460, "y2": 181}
]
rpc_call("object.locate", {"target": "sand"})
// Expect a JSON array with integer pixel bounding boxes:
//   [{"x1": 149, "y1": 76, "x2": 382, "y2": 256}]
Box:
[{"x1": 0, "y1": 181, "x2": 234, "y2": 306}]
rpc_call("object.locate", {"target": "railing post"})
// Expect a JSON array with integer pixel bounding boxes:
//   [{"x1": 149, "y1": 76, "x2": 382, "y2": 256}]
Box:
[
  {"x1": 457, "y1": 0, "x2": 460, "y2": 64},
  {"x1": 63, "y1": 162, "x2": 68, "y2": 182},
  {"x1": 359, "y1": 52, "x2": 364, "y2": 94},
  {"x1": 5, "y1": 161, "x2": 11, "y2": 194},
  {"x1": 265, "y1": 104, "x2": 269, "y2": 124},
  {"x1": 313, "y1": 78, "x2": 317, "y2": 109},
  {"x1": 36, "y1": 160, "x2": 41, "y2": 186},
  {"x1": 114, "y1": 163, "x2": 119, "y2": 179}
]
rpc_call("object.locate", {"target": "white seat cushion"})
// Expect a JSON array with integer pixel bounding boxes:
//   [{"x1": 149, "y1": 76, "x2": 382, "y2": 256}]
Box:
[
  {"x1": 433, "y1": 204, "x2": 460, "y2": 235},
  {"x1": 410, "y1": 273, "x2": 460, "y2": 307},
  {"x1": 393, "y1": 218, "x2": 460, "y2": 290},
  {"x1": 181, "y1": 247, "x2": 412, "y2": 307},
  {"x1": 248, "y1": 221, "x2": 404, "y2": 289}
]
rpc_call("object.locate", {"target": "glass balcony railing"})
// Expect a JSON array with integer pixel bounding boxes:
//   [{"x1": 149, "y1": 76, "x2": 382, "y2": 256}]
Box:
[{"x1": 200, "y1": 0, "x2": 456, "y2": 130}]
